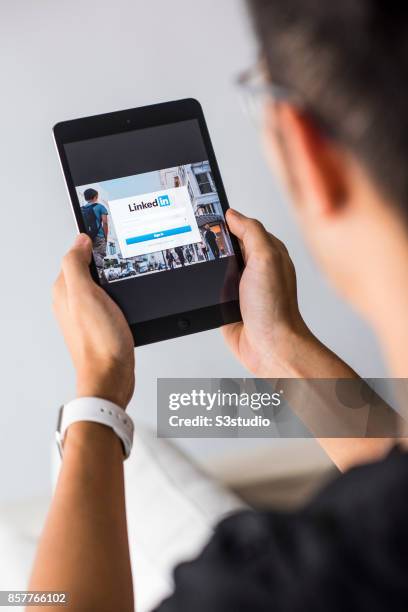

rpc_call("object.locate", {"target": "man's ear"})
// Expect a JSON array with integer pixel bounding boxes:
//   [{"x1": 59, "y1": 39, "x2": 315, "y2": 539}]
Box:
[{"x1": 264, "y1": 102, "x2": 350, "y2": 217}]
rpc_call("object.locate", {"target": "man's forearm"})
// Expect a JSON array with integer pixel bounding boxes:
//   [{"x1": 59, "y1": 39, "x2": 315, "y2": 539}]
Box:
[
  {"x1": 273, "y1": 331, "x2": 397, "y2": 471},
  {"x1": 28, "y1": 422, "x2": 134, "y2": 612}
]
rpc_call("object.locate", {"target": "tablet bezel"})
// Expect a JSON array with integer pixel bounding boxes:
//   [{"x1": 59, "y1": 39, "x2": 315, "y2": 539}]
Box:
[{"x1": 53, "y1": 98, "x2": 243, "y2": 346}]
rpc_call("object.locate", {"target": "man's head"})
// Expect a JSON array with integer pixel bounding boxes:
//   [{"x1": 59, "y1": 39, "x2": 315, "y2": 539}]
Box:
[
  {"x1": 84, "y1": 188, "x2": 99, "y2": 203},
  {"x1": 247, "y1": 1, "x2": 408, "y2": 321}
]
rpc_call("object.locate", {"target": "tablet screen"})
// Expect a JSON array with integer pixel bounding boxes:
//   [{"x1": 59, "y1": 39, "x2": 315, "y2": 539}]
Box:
[{"x1": 63, "y1": 118, "x2": 240, "y2": 325}]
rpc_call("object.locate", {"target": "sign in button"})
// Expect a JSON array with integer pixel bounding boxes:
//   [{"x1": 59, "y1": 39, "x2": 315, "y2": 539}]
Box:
[{"x1": 126, "y1": 225, "x2": 192, "y2": 245}]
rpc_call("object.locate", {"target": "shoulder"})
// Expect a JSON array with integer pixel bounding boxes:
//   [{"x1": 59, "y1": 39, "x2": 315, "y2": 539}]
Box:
[{"x1": 95, "y1": 203, "x2": 108, "y2": 214}]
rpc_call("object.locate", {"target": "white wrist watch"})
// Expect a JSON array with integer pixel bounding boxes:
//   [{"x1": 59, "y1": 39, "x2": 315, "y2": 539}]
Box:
[{"x1": 56, "y1": 397, "x2": 134, "y2": 459}]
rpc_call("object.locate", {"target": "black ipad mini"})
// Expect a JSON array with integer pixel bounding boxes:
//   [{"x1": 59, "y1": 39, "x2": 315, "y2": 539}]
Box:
[{"x1": 54, "y1": 99, "x2": 243, "y2": 346}]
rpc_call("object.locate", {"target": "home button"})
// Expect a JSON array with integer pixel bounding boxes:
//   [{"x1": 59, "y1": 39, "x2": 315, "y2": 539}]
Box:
[{"x1": 177, "y1": 317, "x2": 191, "y2": 331}]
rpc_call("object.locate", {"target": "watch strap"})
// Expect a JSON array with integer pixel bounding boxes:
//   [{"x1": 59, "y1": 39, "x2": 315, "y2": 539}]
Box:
[{"x1": 56, "y1": 397, "x2": 134, "y2": 459}]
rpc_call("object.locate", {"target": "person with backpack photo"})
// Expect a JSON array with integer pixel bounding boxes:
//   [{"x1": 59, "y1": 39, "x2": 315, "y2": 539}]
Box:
[{"x1": 81, "y1": 188, "x2": 109, "y2": 275}]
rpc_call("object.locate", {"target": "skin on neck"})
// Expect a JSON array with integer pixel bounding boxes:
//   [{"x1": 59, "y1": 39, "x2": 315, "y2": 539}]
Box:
[{"x1": 263, "y1": 101, "x2": 408, "y2": 377}]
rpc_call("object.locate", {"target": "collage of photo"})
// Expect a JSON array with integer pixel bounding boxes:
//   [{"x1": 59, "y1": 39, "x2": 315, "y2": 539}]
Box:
[{"x1": 76, "y1": 161, "x2": 234, "y2": 284}]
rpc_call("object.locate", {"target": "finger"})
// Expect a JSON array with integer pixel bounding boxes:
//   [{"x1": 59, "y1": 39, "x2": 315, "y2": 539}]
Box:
[
  {"x1": 227, "y1": 208, "x2": 292, "y2": 256},
  {"x1": 61, "y1": 234, "x2": 94, "y2": 293},
  {"x1": 52, "y1": 270, "x2": 65, "y2": 305},
  {"x1": 227, "y1": 209, "x2": 277, "y2": 258},
  {"x1": 269, "y1": 233, "x2": 289, "y2": 255},
  {"x1": 221, "y1": 321, "x2": 242, "y2": 355},
  {"x1": 52, "y1": 271, "x2": 69, "y2": 323}
]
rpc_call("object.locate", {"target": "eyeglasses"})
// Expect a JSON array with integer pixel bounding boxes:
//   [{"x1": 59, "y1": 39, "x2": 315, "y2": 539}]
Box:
[
  {"x1": 236, "y1": 63, "x2": 301, "y2": 125},
  {"x1": 236, "y1": 62, "x2": 337, "y2": 141}
]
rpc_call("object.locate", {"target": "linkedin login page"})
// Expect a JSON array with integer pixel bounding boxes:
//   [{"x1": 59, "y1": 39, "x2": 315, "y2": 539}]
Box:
[{"x1": 76, "y1": 161, "x2": 234, "y2": 284}]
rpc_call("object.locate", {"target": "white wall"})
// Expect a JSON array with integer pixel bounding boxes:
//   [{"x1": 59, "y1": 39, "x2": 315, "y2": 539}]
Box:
[{"x1": 0, "y1": 0, "x2": 386, "y2": 502}]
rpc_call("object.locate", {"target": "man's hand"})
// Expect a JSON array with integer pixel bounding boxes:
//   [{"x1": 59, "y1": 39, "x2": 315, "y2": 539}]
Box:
[
  {"x1": 53, "y1": 234, "x2": 135, "y2": 409},
  {"x1": 224, "y1": 210, "x2": 399, "y2": 471},
  {"x1": 223, "y1": 209, "x2": 316, "y2": 377}
]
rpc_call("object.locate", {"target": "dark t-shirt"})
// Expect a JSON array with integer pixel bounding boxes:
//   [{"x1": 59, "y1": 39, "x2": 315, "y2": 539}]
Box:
[{"x1": 155, "y1": 447, "x2": 408, "y2": 612}]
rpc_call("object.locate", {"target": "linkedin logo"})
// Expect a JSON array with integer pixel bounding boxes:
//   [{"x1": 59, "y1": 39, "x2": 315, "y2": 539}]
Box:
[
  {"x1": 128, "y1": 194, "x2": 171, "y2": 212},
  {"x1": 158, "y1": 195, "x2": 171, "y2": 207}
]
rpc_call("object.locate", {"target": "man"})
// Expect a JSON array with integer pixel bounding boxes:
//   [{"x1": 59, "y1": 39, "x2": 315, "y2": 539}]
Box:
[
  {"x1": 203, "y1": 223, "x2": 220, "y2": 259},
  {"x1": 165, "y1": 249, "x2": 175, "y2": 269},
  {"x1": 29, "y1": 1, "x2": 408, "y2": 610},
  {"x1": 186, "y1": 245, "x2": 193, "y2": 264},
  {"x1": 174, "y1": 245, "x2": 186, "y2": 266},
  {"x1": 201, "y1": 243, "x2": 209, "y2": 260},
  {"x1": 82, "y1": 187, "x2": 109, "y2": 275}
]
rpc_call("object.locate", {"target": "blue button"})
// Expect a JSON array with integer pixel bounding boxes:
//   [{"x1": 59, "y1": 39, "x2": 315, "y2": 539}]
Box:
[{"x1": 126, "y1": 225, "x2": 192, "y2": 245}]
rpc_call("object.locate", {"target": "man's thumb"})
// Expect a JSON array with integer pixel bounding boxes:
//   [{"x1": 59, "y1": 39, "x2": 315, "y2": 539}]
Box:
[
  {"x1": 226, "y1": 209, "x2": 271, "y2": 255},
  {"x1": 226, "y1": 208, "x2": 247, "y2": 240},
  {"x1": 62, "y1": 233, "x2": 93, "y2": 290}
]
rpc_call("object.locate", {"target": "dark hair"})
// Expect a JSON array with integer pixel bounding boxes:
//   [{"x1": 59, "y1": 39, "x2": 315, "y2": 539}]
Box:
[
  {"x1": 84, "y1": 188, "x2": 98, "y2": 202},
  {"x1": 247, "y1": 1, "x2": 408, "y2": 207}
]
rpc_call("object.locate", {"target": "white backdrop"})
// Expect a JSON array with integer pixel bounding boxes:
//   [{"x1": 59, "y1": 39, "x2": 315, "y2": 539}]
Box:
[{"x1": 0, "y1": 0, "x2": 386, "y2": 502}]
